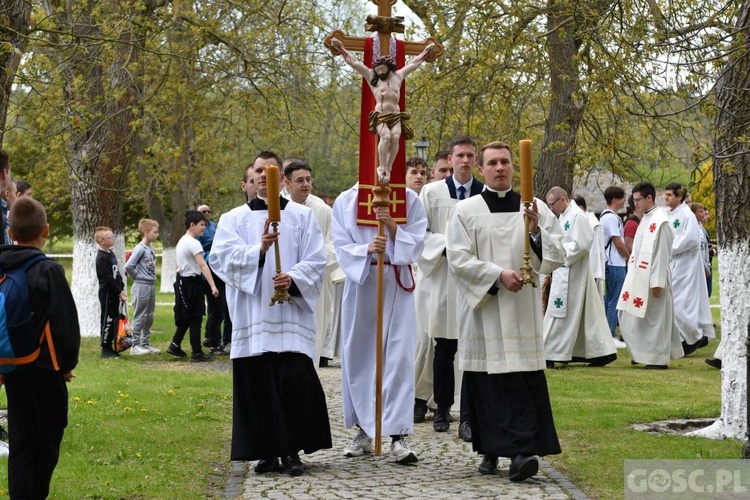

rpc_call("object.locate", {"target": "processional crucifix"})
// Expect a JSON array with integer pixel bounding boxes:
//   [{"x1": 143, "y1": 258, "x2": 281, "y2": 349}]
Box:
[{"x1": 324, "y1": 0, "x2": 443, "y2": 456}]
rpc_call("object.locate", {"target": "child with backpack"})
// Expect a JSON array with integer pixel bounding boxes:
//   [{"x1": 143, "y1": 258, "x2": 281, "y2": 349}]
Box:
[
  {"x1": 125, "y1": 219, "x2": 160, "y2": 355},
  {"x1": 0, "y1": 197, "x2": 80, "y2": 498},
  {"x1": 96, "y1": 225, "x2": 127, "y2": 358}
]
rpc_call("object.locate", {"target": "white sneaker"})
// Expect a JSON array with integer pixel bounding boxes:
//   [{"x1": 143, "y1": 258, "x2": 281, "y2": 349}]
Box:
[
  {"x1": 344, "y1": 429, "x2": 373, "y2": 457},
  {"x1": 130, "y1": 345, "x2": 149, "y2": 356},
  {"x1": 614, "y1": 339, "x2": 628, "y2": 349},
  {"x1": 390, "y1": 437, "x2": 418, "y2": 464},
  {"x1": 144, "y1": 344, "x2": 161, "y2": 354}
]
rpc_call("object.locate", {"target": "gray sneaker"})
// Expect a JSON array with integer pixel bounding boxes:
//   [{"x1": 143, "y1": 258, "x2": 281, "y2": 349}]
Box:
[
  {"x1": 390, "y1": 437, "x2": 418, "y2": 464},
  {"x1": 344, "y1": 428, "x2": 373, "y2": 457}
]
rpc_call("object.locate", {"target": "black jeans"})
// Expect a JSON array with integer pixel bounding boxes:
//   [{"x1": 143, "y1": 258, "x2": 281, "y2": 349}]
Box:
[{"x1": 172, "y1": 316, "x2": 203, "y2": 354}]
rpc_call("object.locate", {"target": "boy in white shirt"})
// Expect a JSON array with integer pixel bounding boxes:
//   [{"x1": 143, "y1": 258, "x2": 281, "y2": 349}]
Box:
[{"x1": 167, "y1": 210, "x2": 219, "y2": 362}]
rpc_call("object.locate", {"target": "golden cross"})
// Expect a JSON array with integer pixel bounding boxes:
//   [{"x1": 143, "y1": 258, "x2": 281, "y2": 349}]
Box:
[
  {"x1": 358, "y1": 192, "x2": 374, "y2": 215},
  {"x1": 389, "y1": 190, "x2": 405, "y2": 211},
  {"x1": 324, "y1": 0, "x2": 442, "y2": 60}
]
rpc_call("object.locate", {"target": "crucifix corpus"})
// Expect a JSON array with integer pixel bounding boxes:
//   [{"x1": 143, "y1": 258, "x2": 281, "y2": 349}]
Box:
[{"x1": 325, "y1": 0, "x2": 442, "y2": 456}]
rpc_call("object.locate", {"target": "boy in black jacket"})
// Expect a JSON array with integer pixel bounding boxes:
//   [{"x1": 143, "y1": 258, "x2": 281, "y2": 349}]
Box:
[
  {"x1": 95, "y1": 225, "x2": 126, "y2": 357},
  {"x1": 0, "y1": 197, "x2": 81, "y2": 498}
]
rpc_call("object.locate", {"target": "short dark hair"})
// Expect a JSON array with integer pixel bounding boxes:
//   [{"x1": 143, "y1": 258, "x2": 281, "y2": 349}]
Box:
[
  {"x1": 184, "y1": 210, "x2": 207, "y2": 229},
  {"x1": 632, "y1": 182, "x2": 656, "y2": 202},
  {"x1": 433, "y1": 150, "x2": 449, "y2": 163},
  {"x1": 478, "y1": 141, "x2": 512, "y2": 166},
  {"x1": 449, "y1": 136, "x2": 476, "y2": 155},
  {"x1": 16, "y1": 179, "x2": 30, "y2": 194},
  {"x1": 254, "y1": 150, "x2": 283, "y2": 169},
  {"x1": 9, "y1": 197, "x2": 47, "y2": 243},
  {"x1": 665, "y1": 182, "x2": 687, "y2": 202},
  {"x1": 406, "y1": 156, "x2": 428, "y2": 171},
  {"x1": 604, "y1": 186, "x2": 625, "y2": 204},
  {"x1": 0, "y1": 149, "x2": 8, "y2": 172},
  {"x1": 284, "y1": 160, "x2": 312, "y2": 179},
  {"x1": 573, "y1": 194, "x2": 587, "y2": 210}
]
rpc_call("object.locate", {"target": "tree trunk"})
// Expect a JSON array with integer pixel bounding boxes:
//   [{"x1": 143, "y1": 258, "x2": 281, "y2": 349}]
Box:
[
  {"x1": 47, "y1": 3, "x2": 140, "y2": 336},
  {"x1": 535, "y1": 1, "x2": 585, "y2": 197},
  {"x1": 0, "y1": 0, "x2": 32, "y2": 146},
  {"x1": 692, "y1": 2, "x2": 750, "y2": 441}
]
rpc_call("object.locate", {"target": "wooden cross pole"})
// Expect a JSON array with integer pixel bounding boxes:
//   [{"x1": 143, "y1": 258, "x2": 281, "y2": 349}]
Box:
[{"x1": 325, "y1": 0, "x2": 442, "y2": 456}]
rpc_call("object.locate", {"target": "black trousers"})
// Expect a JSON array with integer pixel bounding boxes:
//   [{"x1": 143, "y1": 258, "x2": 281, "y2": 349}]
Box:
[
  {"x1": 172, "y1": 316, "x2": 203, "y2": 354},
  {"x1": 4, "y1": 367, "x2": 68, "y2": 499},
  {"x1": 98, "y1": 290, "x2": 120, "y2": 348},
  {"x1": 204, "y1": 270, "x2": 225, "y2": 347},
  {"x1": 433, "y1": 338, "x2": 470, "y2": 422}
]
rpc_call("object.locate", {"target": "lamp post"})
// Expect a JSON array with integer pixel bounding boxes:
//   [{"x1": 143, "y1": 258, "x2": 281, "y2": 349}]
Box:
[{"x1": 415, "y1": 136, "x2": 430, "y2": 160}]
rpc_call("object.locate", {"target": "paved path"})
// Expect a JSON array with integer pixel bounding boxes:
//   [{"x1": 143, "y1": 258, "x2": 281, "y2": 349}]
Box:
[{"x1": 224, "y1": 360, "x2": 585, "y2": 499}]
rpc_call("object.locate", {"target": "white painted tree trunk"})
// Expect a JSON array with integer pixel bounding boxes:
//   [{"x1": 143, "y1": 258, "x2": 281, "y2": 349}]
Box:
[
  {"x1": 160, "y1": 246, "x2": 176, "y2": 294},
  {"x1": 71, "y1": 234, "x2": 126, "y2": 338},
  {"x1": 690, "y1": 244, "x2": 750, "y2": 440}
]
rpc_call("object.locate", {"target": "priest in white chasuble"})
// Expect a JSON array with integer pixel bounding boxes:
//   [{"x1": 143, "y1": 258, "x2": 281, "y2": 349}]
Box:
[
  {"x1": 332, "y1": 183, "x2": 426, "y2": 464},
  {"x1": 542, "y1": 187, "x2": 616, "y2": 367},
  {"x1": 664, "y1": 182, "x2": 715, "y2": 354},
  {"x1": 446, "y1": 141, "x2": 565, "y2": 482},
  {"x1": 617, "y1": 182, "x2": 683, "y2": 369},
  {"x1": 210, "y1": 151, "x2": 331, "y2": 476}
]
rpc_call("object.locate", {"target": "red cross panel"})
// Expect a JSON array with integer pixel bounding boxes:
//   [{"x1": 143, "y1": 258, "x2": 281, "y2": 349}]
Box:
[{"x1": 356, "y1": 37, "x2": 408, "y2": 226}]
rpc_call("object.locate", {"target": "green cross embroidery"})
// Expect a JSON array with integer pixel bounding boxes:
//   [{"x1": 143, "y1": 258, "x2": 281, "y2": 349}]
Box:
[
  {"x1": 554, "y1": 297, "x2": 563, "y2": 308},
  {"x1": 564, "y1": 221, "x2": 570, "y2": 231},
  {"x1": 673, "y1": 219, "x2": 681, "y2": 228}
]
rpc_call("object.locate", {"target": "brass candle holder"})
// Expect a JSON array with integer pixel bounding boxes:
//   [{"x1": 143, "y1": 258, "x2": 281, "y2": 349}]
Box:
[
  {"x1": 269, "y1": 221, "x2": 292, "y2": 306},
  {"x1": 521, "y1": 201, "x2": 535, "y2": 287}
]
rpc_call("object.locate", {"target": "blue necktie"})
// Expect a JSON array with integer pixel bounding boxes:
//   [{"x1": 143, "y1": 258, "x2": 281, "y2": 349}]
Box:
[{"x1": 458, "y1": 185, "x2": 466, "y2": 200}]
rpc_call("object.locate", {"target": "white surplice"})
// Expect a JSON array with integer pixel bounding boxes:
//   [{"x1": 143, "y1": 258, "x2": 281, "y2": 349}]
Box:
[
  {"x1": 298, "y1": 197, "x2": 339, "y2": 368},
  {"x1": 332, "y1": 184, "x2": 427, "y2": 437},
  {"x1": 669, "y1": 202, "x2": 715, "y2": 344},
  {"x1": 618, "y1": 206, "x2": 683, "y2": 365},
  {"x1": 543, "y1": 202, "x2": 616, "y2": 362},
  {"x1": 446, "y1": 192, "x2": 565, "y2": 374},
  {"x1": 209, "y1": 201, "x2": 326, "y2": 360}
]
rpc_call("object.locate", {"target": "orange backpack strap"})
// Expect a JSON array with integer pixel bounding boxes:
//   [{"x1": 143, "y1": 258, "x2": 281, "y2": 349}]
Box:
[{"x1": 40, "y1": 321, "x2": 60, "y2": 372}]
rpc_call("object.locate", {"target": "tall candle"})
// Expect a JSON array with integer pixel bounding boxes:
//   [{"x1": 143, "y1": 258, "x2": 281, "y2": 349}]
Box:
[
  {"x1": 519, "y1": 140, "x2": 533, "y2": 202},
  {"x1": 265, "y1": 165, "x2": 281, "y2": 222}
]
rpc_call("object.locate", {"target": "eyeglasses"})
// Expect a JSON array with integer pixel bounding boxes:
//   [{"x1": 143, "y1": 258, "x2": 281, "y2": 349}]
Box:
[
  {"x1": 200, "y1": 210, "x2": 211, "y2": 214},
  {"x1": 293, "y1": 177, "x2": 314, "y2": 185},
  {"x1": 546, "y1": 197, "x2": 561, "y2": 208},
  {"x1": 632, "y1": 196, "x2": 643, "y2": 204}
]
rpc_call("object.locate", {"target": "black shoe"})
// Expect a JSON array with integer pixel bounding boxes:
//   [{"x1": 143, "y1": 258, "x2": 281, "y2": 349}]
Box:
[
  {"x1": 683, "y1": 336, "x2": 708, "y2": 356},
  {"x1": 100, "y1": 347, "x2": 120, "y2": 358},
  {"x1": 546, "y1": 360, "x2": 555, "y2": 369},
  {"x1": 319, "y1": 357, "x2": 330, "y2": 368},
  {"x1": 202, "y1": 338, "x2": 212, "y2": 348},
  {"x1": 190, "y1": 351, "x2": 214, "y2": 362},
  {"x1": 631, "y1": 360, "x2": 639, "y2": 365},
  {"x1": 588, "y1": 353, "x2": 617, "y2": 367},
  {"x1": 414, "y1": 399, "x2": 428, "y2": 423},
  {"x1": 433, "y1": 407, "x2": 450, "y2": 432},
  {"x1": 644, "y1": 364, "x2": 668, "y2": 370},
  {"x1": 458, "y1": 421, "x2": 472, "y2": 442},
  {"x1": 705, "y1": 358, "x2": 722, "y2": 369},
  {"x1": 210, "y1": 345, "x2": 228, "y2": 356},
  {"x1": 478, "y1": 454, "x2": 498, "y2": 475},
  {"x1": 509, "y1": 455, "x2": 539, "y2": 482},
  {"x1": 281, "y1": 453, "x2": 304, "y2": 476},
  {"x1": 166, "y1": 343, "x2": 187, "y2": 358},
  {"x1": 254, "y1": 458, "x2": 281, "y2": 474}
]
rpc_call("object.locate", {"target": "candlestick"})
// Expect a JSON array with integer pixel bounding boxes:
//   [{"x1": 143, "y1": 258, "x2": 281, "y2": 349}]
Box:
[
  {"x1": 266, "y1": 165, "x2": 281, "y2": 222},
  {"x1": 519, "y1": 140, "x2": 533, "y2": 202}
]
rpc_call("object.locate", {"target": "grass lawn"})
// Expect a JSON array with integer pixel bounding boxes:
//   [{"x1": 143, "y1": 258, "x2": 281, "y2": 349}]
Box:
[
  {"x1": 0, "y1": 305, "x2": 234, "y2": 499},
  {"x1": 0, "y1": 257, "x2": 736, "y2": 498}
]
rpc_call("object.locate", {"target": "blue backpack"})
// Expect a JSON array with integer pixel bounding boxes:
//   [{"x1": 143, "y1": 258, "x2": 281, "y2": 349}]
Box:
[{"x1": 0, "y1": 254, "x2": 59, "y2": 374}]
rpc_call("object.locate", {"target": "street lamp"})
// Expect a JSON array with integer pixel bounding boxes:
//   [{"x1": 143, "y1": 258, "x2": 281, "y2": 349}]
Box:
[{"x1": 415, "y1": 136, "x2": 430, "y2": 160}]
